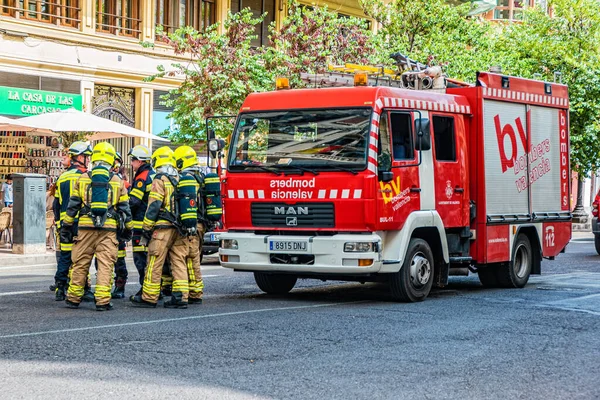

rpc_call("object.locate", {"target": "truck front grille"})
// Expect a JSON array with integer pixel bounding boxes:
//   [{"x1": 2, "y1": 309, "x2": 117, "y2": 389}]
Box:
[{"x1": 251, "y1": 202, "x2": 335, "y2": 228}]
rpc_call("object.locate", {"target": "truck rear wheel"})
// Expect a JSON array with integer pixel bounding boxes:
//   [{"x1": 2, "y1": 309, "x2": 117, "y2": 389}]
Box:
[
  {"x1": 254, "y1": 272, "x2": 297, "y2": 295},
  {"x1": 497, "y1": 234, "x2": 532, "y2": 288},
  {"x1": 595, "y1": 234, "x2": 600, "y2": 256},
  {"x1": 477, "y1": 265, "x2": 498, "y2": 287},
  {"x1": 390, "y1": 238, "x2": 434, "y2": 302}
]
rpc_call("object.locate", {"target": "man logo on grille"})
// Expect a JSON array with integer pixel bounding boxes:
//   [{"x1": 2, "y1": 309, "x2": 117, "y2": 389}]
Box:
[
  {"x1": 286, "y1": 217, "x2": 298, "y2": 226},
  {"x1": 275, "y1": 206, "x2": 308, "y2": 215}
]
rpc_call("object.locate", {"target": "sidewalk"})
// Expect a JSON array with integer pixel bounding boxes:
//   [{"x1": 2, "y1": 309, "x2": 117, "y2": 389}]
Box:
[{"x1": 0, "y1": 247, "x2": 57, "y2": 268}]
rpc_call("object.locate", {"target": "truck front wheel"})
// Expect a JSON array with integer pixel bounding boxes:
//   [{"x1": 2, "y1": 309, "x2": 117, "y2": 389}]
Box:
[
  {"x1": 254, "y1": 272, "x2": 297, "y2": 295},
  {"x1": 595, "y1": 234, "x2": 600, "y2": 256},
  {"x1": 497, "y1": 234, "x2": 532, "y2": 288},
  {"x1": 390, "y1": 238, "x2": 434, "y2": 302}
]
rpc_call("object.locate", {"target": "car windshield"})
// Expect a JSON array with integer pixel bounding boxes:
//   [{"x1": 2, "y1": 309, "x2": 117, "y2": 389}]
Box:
[{"x1": 228, "y1": 108, "x2": 371, "y2": 172}]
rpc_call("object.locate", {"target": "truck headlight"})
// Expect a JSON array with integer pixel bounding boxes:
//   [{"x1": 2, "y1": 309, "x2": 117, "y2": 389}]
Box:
[
  {"x1": 344, "y1": 242, "x2": 378, "y2": 252},
  {"x1": 221, "y1": 239, "x2": 238, "y2": 250}
]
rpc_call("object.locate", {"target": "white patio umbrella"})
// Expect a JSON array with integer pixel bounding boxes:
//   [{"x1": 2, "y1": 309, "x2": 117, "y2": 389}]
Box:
[
  {"x1": 16, "y1": 108, "x2": 170, "y2": 142},
  {"x1": 0, "y1": 115, "x2": 37, "y2": 132}
]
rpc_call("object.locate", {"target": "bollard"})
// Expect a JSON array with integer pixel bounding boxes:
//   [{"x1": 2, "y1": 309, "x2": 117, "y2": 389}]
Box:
[{"x1": 12, "y1": 173, "x2": 46, "y2": 254}]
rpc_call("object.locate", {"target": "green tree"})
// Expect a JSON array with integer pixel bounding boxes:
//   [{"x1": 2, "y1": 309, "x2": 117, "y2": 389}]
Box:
[
  {"x1": 360, "y1": 0, "x2": 495, "y2": 81},
  {"x1": 265, "y1": 1, "x2": 376, "y2": 88},
  {"x1": 148, "y1": 9, "x2": 273, "y2": 143},
  {"x1": 493, "y1": 0, "x2": 600, "y2": 175}
]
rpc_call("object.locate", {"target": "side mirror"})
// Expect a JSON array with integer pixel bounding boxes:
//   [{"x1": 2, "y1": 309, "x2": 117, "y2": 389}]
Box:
[
  {"x1": 414, "y1": 118, "x2": 431, "y2": 151},
  {"x1": 208, "y1": 138, "x2": 226, "y2": 159},
  {"x1": 378, "y1": 171, "x2": 394, "y2": 183}
]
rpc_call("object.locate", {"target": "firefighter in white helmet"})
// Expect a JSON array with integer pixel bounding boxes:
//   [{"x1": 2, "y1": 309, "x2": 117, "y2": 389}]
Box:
[{"x1": 62, "y1": 142, "x2": 133, "y2": 310}]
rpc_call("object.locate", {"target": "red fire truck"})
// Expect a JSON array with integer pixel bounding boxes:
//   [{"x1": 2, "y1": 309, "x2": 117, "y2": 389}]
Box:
[{"x1": 216, "y1": 65, "x2": 571, "y2": 302}]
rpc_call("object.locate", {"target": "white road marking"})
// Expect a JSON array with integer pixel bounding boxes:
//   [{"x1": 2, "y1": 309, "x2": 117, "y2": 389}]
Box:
[
  {"x1": 0, "y1": 290, "x2": 45, "y2": 296},
  {"x1": 0, "y1": 301, "x2": 366, "y2": 339}
]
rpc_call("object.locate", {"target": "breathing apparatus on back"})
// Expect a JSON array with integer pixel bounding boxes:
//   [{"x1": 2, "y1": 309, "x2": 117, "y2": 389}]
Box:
[{"x1": 88, "y1": 142, "x2": 116, "y2": 228}]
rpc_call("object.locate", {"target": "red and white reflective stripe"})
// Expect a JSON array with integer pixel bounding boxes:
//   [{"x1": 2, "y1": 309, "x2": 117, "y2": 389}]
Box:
[
  {"x1": 227, "y1": 189, "x2": 362, "y2": 199},
  {"x1": 380, "y1": 97, "x2": 472, "y2": 114},
  {"x1": 228, "y1": 189, "x2": 265, "y2": 199},
  {"x1": 318, "y1": 189, "x2": 362, "y2": 199},
  {"x1": 368, "y1": 100, "x2": 383, "y2": 174},
  {"x1": 482, "y1": 87, "x2": 569, "y2": 108}
]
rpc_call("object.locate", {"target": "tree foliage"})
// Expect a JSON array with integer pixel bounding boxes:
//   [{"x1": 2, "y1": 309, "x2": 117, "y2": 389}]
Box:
[
  {"x1": 360, "y1": 0, "x2": 494, "y2": 81},
  {"x1": 493, "y1": 0, "x2": 600, "y2": 174},
  {"x1": 149, "y1": 9, "x2": 273, "y2": 144}
]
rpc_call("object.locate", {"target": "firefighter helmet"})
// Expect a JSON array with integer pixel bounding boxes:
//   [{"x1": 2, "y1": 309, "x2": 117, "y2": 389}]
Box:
[
  {"x1": 128, "y1": 144, "x2": 151, "y2": 161},
  {"x1": 174, "y1": 145, "x2": 198, "y2": 170},
  {"x1": 91, "y1": 142, "x2": 117, "y2": 166},
  {"x1": 151, "y1": 146, "x2": 176, "y2": 169},
  {"x1": 68, "y1": 141, "x2": 93, "y2": 157}
]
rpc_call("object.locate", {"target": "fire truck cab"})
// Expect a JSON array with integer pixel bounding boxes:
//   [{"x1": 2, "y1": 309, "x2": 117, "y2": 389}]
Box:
[{"x1": 218, "y1": 68, "x2": 571, "y2": 302}]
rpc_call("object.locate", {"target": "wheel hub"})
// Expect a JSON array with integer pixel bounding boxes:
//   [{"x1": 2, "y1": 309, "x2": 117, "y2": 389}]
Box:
[
  {"x1": 513, "y1": 244, "x2": 529, "y2": 279},
  {"x1": 410, "y1": 253, "x2": 431, "y2": 288}
]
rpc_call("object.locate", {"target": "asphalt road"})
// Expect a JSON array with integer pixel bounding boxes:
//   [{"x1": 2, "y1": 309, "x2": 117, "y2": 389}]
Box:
[{"x1": 0, "y1": 239, "x2": 599, "y2": 400}]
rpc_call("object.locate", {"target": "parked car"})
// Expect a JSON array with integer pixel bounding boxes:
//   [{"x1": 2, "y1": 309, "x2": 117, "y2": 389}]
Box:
[
  {"x1": 202, "y1": 224, "x2": 223, "y2": 255},
  {"x1": 592, "y1": 189, "x2": 600, "y2": 254}
]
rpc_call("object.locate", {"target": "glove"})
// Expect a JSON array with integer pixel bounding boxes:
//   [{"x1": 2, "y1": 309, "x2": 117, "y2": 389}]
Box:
[
  {"x1": 139, "y1": 230, "x2": 152, "y2": 247},
  {"x1": 121, "y1": 228, "x2": 133, "y2": 242},
  {"x1": 60, "y1": 225, "x2": 74, "y2": 244}
]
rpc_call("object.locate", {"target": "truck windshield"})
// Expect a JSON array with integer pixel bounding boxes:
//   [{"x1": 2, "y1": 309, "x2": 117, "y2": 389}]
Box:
[{"x1": 228, "y1": 108, "x2": 371, "y2": 172}]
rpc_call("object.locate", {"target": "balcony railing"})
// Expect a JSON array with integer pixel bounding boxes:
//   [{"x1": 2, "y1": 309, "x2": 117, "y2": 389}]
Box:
[
  {"x1": 0, "y1": 1, "x2": 81, "y2": 27},
  {"x1": 96, "y1": 10, "x2": 141, "y2": 37}
]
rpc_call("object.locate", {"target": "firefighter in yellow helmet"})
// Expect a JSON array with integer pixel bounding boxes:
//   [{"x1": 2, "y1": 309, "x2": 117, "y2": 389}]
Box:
[
  {"x1": 173, "y1": 145, "x2": 204, "y2": 303},
  {"x1": 61, "y1": 142, "x2": 133, "y2": 311},
  {"x1": 130, "y1": 146, "x2": 190, "y2": 308}
]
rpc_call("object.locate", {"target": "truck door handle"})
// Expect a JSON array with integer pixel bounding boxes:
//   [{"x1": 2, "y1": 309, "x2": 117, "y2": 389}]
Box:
[
  {"x1": 454, "y1": 187, "x2": 464, "y2": 193},
  {"x1": 410, "y1": 187, "x2": 421, "y2": 193}
]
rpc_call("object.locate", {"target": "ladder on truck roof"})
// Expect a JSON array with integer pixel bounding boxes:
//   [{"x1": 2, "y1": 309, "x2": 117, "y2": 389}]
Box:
[{"x1": 300, "y1": 54, "x2": 470, "y2": 91}]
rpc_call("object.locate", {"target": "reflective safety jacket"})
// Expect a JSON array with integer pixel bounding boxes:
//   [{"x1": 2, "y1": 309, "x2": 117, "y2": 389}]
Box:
[
  {"x1": 64, "y1": 171, "x2": 133, "y2": 231},
  {"x1": 129, "y1": 163, "x2": 155, "y2": 231},
  {"x1": 143, "y1": 174, "x2": 178, "y2": 231},
  {"x1": 53, "y1": 163, "x2": 87, "y2": 229}
]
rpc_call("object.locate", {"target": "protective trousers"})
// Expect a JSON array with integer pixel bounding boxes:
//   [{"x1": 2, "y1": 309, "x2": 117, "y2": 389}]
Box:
[
  {"x1": 179, "y1": 233, "x2": 203, "y2": 300},
  {"x1": 114, "y1": 241, "x2": 128, "y2": 280},
  {"x1": 142, "y1": 228, "x2": 189, "y2": 304},
  {"x1": 132, "y1": 235, "x2": 147, "y2": 286},
  {"x1": 67, "y1": 230, "x2": 118, "y2": 306}
]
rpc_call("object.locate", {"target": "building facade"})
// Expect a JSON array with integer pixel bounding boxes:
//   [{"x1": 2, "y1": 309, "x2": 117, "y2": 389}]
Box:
[{"x1": 0, "y1": 0, "x2": 369, "y2": 182}]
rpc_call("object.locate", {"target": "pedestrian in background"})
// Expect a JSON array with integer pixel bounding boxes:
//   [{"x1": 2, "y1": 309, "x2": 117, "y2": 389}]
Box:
[{"x1": 2, "y1": 175, "x2": 13, "y2": 207}]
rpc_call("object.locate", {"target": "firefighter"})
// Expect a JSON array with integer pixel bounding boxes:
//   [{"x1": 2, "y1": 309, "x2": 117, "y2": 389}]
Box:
[
  {"x1": 52, "y1": 141, "x2": 92, "y2": 301},
  {"x1": 111, "y1": 151, "x2": 130, "y2": 299},
  {"x1": 130, "y1": 146, "x2": 189, "y2": 308},
  {"x1": 127, "y1": 144, "x2": 155, "y2": 294},
  {"x1": 61, "y1": 142, "x2": 133, "y2": 311},
  {"x1": 173, "y1": 145, "x2": 204, "y2": 304}
]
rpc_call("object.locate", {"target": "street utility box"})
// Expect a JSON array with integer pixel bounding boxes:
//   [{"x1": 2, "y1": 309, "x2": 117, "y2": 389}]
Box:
[{"x1": 12, "y1": 173, "x2": 46, "y2": 254}]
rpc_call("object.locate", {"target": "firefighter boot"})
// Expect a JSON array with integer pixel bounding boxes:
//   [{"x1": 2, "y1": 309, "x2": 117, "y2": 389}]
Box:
[
  {"x1": 55, "y1": 281, "x2": 67, "y2": 301},
  {"x1": 130, "y1": 294, "x2": 157, "y2": 308},
  {"x1": 164, "y1": 292, "x2": 188, "y2": 309},
  {"x1": 111, "y1": 278, "x2": 127, "y2": 299},
  {"x1": 96, "y1": 302, "x2": 114, "y2": 311},
  {"x1": 65, "y1": 299, "x2": 80, "y2": 309},
  {"x1": 188, "y1": 298, "x2": 203, "y2": 305},
  {"x1": 82, "y1": 285, "x2": 95, "y2": 302}
]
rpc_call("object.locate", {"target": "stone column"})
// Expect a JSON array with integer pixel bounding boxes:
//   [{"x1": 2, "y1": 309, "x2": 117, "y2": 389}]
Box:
[
  {"x1": 80, "y1": 80, "x2": 94, "y2": 114},
  {"x1": 80, "y1": 0, "x2": 96, "y2": 34},
  {"x1": 135, "y1": 87, "x2": 153, "y2": 147},
  {"x1": 140, "y1": 0, "x2": 155, "y2": 44}
]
